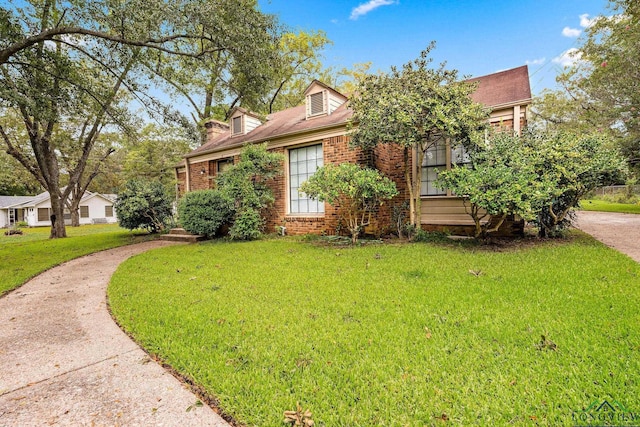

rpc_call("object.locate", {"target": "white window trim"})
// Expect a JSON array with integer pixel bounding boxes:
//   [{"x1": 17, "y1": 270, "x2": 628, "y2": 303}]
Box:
[
  {"x1": 231, "y1": 115, "x2": 243, "y2": 136},
  {"x1": 286, "y1": 143, "x2": 325, "y2": 216},
  {"x1": 306, "y1": 91, "x2": 327, "y2": 119}
]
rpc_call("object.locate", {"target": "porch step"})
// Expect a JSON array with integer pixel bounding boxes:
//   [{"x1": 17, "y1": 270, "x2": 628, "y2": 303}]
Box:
[{"x1": 160, "y1": 228, "x2": 206, "y2": 243}]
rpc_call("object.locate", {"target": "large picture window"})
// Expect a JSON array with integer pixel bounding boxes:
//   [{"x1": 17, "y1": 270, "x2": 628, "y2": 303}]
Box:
[{"x1": 289, "y1": 144, "x2": 324, "y2": 214}]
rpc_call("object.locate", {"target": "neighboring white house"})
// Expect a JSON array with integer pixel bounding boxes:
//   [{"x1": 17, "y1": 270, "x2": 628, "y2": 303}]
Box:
[{"x1": 0, "y1": 191, "x2": 117, "y2": 228}]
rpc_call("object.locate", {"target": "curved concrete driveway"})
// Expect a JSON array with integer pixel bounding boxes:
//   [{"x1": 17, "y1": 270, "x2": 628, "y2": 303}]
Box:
[
  {"x1": 575, "y1": 210, "x2": 640, "y2": 263},
  {"x1": 0, "y1": 241, "x2": 230, "y2": 426}
]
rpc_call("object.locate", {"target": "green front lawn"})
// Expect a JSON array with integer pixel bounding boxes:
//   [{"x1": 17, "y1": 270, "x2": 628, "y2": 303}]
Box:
[
  {"x1": 0, "y1": 224, "x2": 151, "y2": 296},
  {"x1": 109, "y1": 236, "x2": 640, "y2": 426},
  {"x1": 580, "y1": 199, "x2": 640, "y2": 214}
]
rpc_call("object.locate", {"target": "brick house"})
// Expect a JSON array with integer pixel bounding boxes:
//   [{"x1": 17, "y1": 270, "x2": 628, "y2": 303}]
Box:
[{"x1": 176, "y1": 65, "x2": 532, "y2": 236}]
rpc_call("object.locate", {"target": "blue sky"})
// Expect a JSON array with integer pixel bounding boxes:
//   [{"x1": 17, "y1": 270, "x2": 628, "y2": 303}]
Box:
[{"x1": 259, "y1": 0, "x2": 611, "y2": 95}]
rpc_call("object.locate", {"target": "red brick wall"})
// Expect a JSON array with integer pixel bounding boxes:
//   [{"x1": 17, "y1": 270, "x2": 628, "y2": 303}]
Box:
[
  {"x1": 263, "y1": 136, "x2": 370, "y2": 235},
  {"x1": 370, "y1": 144, "x2": 410, "y2": 235},
  {"x1": 177, "y1": 172, "x2": 186, "y2": 197}
]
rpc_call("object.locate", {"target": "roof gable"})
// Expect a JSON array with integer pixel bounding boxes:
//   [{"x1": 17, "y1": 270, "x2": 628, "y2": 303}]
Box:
[{"x1": 467, "y1": 65, "x2": 532, "y2": 108}]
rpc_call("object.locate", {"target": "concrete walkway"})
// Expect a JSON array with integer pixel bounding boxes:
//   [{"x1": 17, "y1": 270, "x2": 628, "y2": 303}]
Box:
[
  {"x1": 0, "y1": 241, "x2": 230, "y2": 426},
  {"x1": 575, "y1": 210, "x2": 640, "y2": 263}
]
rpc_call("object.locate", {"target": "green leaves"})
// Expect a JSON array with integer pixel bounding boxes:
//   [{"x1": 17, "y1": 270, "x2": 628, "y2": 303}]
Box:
[
  {"x1": 436, "y1": 130, "x2": 627, "y2": 238},
  {"x1": 300, "y1": 163, "x2": 397, "y2": 243},
  {"x1": 348, "y1": 43, "x2": 488, "y2": 225},
  {"x1": 211, "y1": 143, "x2": 284, "y2": 240},
  {"x1": 114, "y1": 179, "x2": 173, "y2": 233}
]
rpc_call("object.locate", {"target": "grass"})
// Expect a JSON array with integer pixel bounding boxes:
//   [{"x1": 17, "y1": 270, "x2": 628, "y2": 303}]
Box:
[
  {"x1": 0, "y1": 224, "x2": 152, "y2": 296},
  {"x1": 580, "y1": 199, "x2": 640, "y2": 214},
  {"x1": 108, "y1": 235, "x2": 640, "y2": 426}
]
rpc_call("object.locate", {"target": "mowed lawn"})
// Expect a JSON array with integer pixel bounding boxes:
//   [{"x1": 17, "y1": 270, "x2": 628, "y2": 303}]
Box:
[
  {"x1": 581, "y1": 199, "x2": 640, "y2": 214},
  {"x1": 0, "y1": 224, "x2": 151, "y2": 296},
  {"x1": 109, "y1": 236, "x2": 640, "y2": 426}
]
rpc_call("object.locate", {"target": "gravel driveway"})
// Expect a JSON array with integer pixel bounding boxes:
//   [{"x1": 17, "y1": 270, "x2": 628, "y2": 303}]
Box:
[{"x1": 575, "y1": 211, "x2": 640, "y2": 263}]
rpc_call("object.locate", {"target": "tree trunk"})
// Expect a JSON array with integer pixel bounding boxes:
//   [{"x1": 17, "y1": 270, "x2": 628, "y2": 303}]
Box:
[
  {"x1": 70, "y1": 205, "x2": 80, "y2": 227},
  {"x1": 413, "y1": 146, "x2": 425, "y2": 227},
  {"x1": 403, "y1": 147, "x2": 416, "y2": 226},
  {"x1": 49, "y1": 190, "x2": 67, "y2": 238}
]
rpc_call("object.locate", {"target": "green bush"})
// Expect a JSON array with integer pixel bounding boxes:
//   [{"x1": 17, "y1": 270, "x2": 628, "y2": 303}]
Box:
[
  {"x1": 178, "y1": 190, "x2": 233, "y2": 237},
  {"x1": 216, "y1": 143, "x2": 283, "y2": 240},
  {"x1": 299, "y1": 163, "x2": 398, "y2": 243},
  {"x1": 229, "y1": 208, "x2": 263, "y2": 240},
  {"x1": 114, "y1": 180, "x2": 173, "y2": 233}
]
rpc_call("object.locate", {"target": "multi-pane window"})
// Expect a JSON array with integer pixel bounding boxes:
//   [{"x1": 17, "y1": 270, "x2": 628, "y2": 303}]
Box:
[
  {"x1": 289, "y1": 144, "x2": 324, "y2": 214},
  {"x1": 421, "y1": 142, "x2": 448, "y2": 196},
  {"x1": 451, "y1": 143, "x2": 471, "y2": 166},
  {"x1": 105, "y1": 205, "x2": 114, "y2": 217},
  {"x1": 217, "y1": 158, "x2": 234, "y2": 174},
  {"x1": 80, "y1": 206, "x2": 89, "y2": 218}
]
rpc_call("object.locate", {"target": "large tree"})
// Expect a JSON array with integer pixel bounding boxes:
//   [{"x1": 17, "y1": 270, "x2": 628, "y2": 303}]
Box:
[
  {"x1": 349, "y1": 43, "x2": 488, "y2": 226},
  {"x1": 143, "y1": 0, "x2": 280, "y2": 143},
  {"x1": 533, "y1": 0, "x2": 640, "y2": 173},
  {"x1": 0, "y1": 0, "x2": 278, "y2": 237}
]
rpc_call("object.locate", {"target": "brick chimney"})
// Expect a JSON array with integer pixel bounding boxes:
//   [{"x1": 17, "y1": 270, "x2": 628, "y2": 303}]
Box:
[{"x1": 204, "y1": 119, "x2": 230, "y2": 141}]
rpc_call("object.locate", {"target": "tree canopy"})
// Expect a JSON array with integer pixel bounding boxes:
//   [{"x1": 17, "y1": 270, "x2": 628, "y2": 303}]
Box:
[
  {"x1": 349, "y1": 43, "x2": 488, "y2": 226},
  {"x1": 533, "y1": 0, "x2": 640, "y2": 173},
  {"x1": 0, "y1": 0, "x2": 280, "y2": 237}
]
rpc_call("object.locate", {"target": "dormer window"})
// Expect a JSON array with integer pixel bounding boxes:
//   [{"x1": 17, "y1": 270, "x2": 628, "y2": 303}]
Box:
[
  {"x1": 232, "y1": 116, "x2": 242, "y2": 135},
  {"x1": 309, "y1": 92, "x2": 325, "y2": 116},
  {"x1": 304, "y1": 81, "x2": 347, "y2": 120}
]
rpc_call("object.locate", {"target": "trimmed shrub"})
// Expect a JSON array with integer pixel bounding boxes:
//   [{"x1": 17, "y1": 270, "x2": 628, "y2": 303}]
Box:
[
  {"x1": 229, "y1": 208, "x2": 263, "y2": 240},
  {"x1": 115, "y1": 180, "x2": 173, "y2": 233},
  {"x1": 178, "y1": 190, "x2": 233, "y2": 238}
]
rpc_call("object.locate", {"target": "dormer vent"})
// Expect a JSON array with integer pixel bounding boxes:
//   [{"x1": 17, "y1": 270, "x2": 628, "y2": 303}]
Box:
[
  {"x1": 232, "y1": 116, "x2": 242, "y2": 135},
  {"x1": 229, "y1": 108, "x2": 262, "y2": 137},
  {"x1": 304, "y1": 80, "x2": 348, "y2": 120},
  {"x1": 309, "y1": 91, "x2": 325, "y2": 116}
]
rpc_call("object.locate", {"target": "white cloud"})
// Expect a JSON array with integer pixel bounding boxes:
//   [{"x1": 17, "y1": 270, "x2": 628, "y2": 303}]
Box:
[
  {"x1": 526, "y1": 57, "x2": 546, "y2": 66},
  {"x1": 562, "y1": 27, "x2": 581, "y2": 38},
  {"x1": 579, "y1": 13, "x2": 597, "y2": 28},
  {"x1": 552, "y1": 48, "x2": 582, "y2": 67},
  {"x1": 350, "y1": 0, "x2": 396, "y2": 20}
]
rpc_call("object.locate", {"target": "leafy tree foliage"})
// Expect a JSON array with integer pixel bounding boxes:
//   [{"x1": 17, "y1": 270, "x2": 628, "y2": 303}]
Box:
[
  {"x1": 177, "y1": 190, "x2": 233, "y2": 238},
  {"x1": 436, "y1": 133, "x2": 542, "y2": 238},
  {"x1": 529, "y1": 132, "x2": 627, "y2": 236},
  {"x1": 215, "y1": 143, "x2": 283, "y2": 240},
  {"x1": 0, "y1": 0, "x2": 276, "y2": 237},
  {"x1": 114, "y1": 180, "x2": 173, "y2": 233},
  {"x1": 143, "y1": 0, "x2": 281, "y2": 142},
  {"x1": 265, "y1": 30, "x2": 332, "y2": 113},
  {"x1": 121, "y1": 123, "x2": 195, "y2": 189},
  {"x1": 349, "y1": 43, "x2": 488, "y2": 226},
  {"x1": 0, "y1": 131, "x2": 42, "y2": 196},
  {"x1": 533, "y1": 0, "x2": 640, "y2": 173},
  {"x1": 300, "y1": 163, "x2": 398, "y2": 243},
  {"x1": 437, "y1": 131, "x2": 627, "y2": 238}
]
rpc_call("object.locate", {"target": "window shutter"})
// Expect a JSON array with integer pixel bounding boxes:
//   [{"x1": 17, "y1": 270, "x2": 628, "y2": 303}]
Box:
[
  {"x1": 105, "y1": 205, "x2": 114, "y2": 217},
  {"x1": 37, "y1": 208, "x2": 49, "y2": 222},
  {"x1": 232, "y1": 116, "x2": 242, "y2": 135}
]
